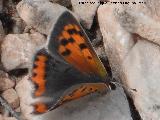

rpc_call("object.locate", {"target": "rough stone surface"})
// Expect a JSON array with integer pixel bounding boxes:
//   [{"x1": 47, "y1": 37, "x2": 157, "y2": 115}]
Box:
[
  {"x1": 49, "y1": 0, "x2": 71, "y2": 7},
  {"x1": 114, "y1": 0, "x2": 160, "y2": 46},
  {"x1": 16, "y1": 76, "x2": 132, "y2": 120},
  {"x1": 3, "y1": 117, "x2": 17, "y2": 120},
  {"x1": 16, "y1": 0, "x2": 69, "y2": 35},
  {"x1": 2, "y1": 88, "x2": 20, "y2": 109},
  {"x1": 0, "y1": 71, "x2": 15, "y2": 91},
  {"x1": 0, "y1": 115, "x2": 3, "y2": 120},
  {"x1": 123, "y1": 40, "x2": 160, "y2": 120},
  {"x1": 98, "y1": 4, "x2": 135, "y2": 80},
  {"x1": 0, "y1": 0, "x2": 3, "y2": 12},
  {"x1": 15, "y1": 75, "x2": 35, "y2": 120},
  {"x1": 1, "y1": 32, "x2": 46, "y2": 71},
  {"x1": 0, "y1": 20, "x2": 4, "y2": 43},
  {"x1": 12, "y1": 17, "x2": 26, "y2": 34},
  {"x1": 71, "y1": 0, "x2": 100, "y2": 29},
  {"x1": 98, "y1": 3, "x2": 160, "y2": 120}
]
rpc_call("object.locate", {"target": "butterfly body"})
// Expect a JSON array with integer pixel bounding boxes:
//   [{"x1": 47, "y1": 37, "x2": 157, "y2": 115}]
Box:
[{"x1": 30, "y1": 11, "x2": 115, "y2": 114}]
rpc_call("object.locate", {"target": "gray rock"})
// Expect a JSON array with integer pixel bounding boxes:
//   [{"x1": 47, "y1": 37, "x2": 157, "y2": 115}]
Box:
[
  {"x1": 1, "y1": 32, "x2": 46, "y2": 71},
  {"x1": 71, "y1": 0, "x2": 100, "y2": 29},
  {"x1": 0, "y1": 20, "x2": 5, "y2": 43},
  {"x1": 2, "y1": 88, "x2": 20, "y2": 109},
  {"x1": 16, "y1": 0, "x2": 69, "y2": 35},
  {"x1": 0, "y1": 71, "x2": 15, "y2": 91},
  {"x1": 123, "y1": 40, "x2": 160, "y2": 120},
  {"x1": 12, "y1": 17, "x2": 26, "y2": 34},
  {"x1": 49, "y1": 0, "x2": 71, "y2": 7},
  {"x1": 98, "y1": 4, "x2": 135, "y2": 80},
  {"x1": 3, "y1": 117, "x2": 17, "y2": 120},
  {"x1": 0, "y1": 0, "x2": 3, "y2": 12},
  {"x1": 98, "y1": 3, "x2": 160, "y2": 120}
]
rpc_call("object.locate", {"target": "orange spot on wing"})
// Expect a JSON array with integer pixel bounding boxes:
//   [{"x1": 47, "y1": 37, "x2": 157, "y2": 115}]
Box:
[
  {"x1": 71, "y1": 34, "x2": 85, "y2": 44},
  {"x1": 32, "y1": 55, "x2": 47, "y2": 97},
  {"x1": 34, "y1": 103, "x2": 48, "y2": 113},
  {"x1": 62, "y1": 31, "x2": 70, "y2": 39},
  {"x1": 64, "y1": 24, "x2": 74, "y2": 31},
  {"x1": 59, "y1": 46, "x2": 66, "y2": 53},
  {"x1": 74, "y1": 25, "x2": 80, "y2": 31}
]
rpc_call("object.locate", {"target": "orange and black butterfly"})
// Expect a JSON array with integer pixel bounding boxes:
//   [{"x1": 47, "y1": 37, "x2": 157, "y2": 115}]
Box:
[{"x1": 30, "y1": 11, "x2": 116, "y2": 114}]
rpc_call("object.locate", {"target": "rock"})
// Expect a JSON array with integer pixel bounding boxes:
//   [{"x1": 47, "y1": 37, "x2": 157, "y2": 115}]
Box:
[
  {"x1": 123, "y1": 40, "x2": 160, "y2": 120},
  {"x1": 12, "y1": 17, "x2": 26, "y2": 34},
  {"x1": 98, "y1": 4, "x2": 135, "y2": 80},
  {"x1": 98, "y1": 3, "x2": 160, "y2": 120},
  {"x1": 113, "y1": 0, "x2": 160, "y2": 46},
  {"x1": 16, "y1": 0, "x2": 69, "y2": 35},
  {"x1": 16, "y1": 76, "x2": 132, "y2": 120},
  {"x1": 2, "y1": 88, "x2": 20, "y2": 109},
  {"x1": 0, "y1": 20, "x2": 4, "y2": 43},
  {"x1": 0, "y1": 71, "x2": 15, "y2": 91},
  {"x1": 49, "y1": 0, "x2": 71, "y2": 7},
  {"x1": 71, "y1": 0, "x2": 99, "y2": 29},
  {"x1": 0, "y1": 0, "x2": 3, "y2": 12},
  {"x1": 15, "y1": 75, "x2": 35, "y2": 120},
  {"x1": 3, "y1": 117, "x2": 17, "y2": 120},
  {"x1": 1, "y1": 32, "x2": 46, "y2": 71},
  {"x1": 0, "y1": 115, "x2": 3, "y2": 120}
]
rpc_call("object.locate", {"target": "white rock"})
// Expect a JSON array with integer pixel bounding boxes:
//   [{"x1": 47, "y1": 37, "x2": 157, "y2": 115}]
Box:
[
  {"x1": 0, "y1": 114, "x2": 3, "y2": 120},
  {"x1": 2, "y1": 88, "x2": 19, "y2": 109},
  {"x1": 98, "y1": 2, "x2": 160, "y2": 120},
  {"x1": 1, "y1": 32, "x2": 46, "y2": 71},
  {"x1": 71, "y1": 0, "x2": 100, "y2": 29},
  {"x1": 3, "y1": 117, "x2": 17, "y2": 120},
  {"x1": 114, "y1": 0, "x2": 160, "y2": 46},
  {"x1": 0, "y1": 71, "x2": 15, "y2": 91},
  {"x1": 16, "y1": 0, "x2": 69, "y2": 35},
  {"x1": 123, "y1": 40, "x2": 160, "y2": 120},
  {"x1": 98, "y1": 4, "x2": 135, "y2": 79},
  {"x1": 15, "y1": 75, "x2": 34, "y2": 120}
]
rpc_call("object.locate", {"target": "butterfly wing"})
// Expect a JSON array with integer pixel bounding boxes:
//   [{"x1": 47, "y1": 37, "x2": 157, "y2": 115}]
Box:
[
  {"x1": 30, "y1": 48, "x2": 110, "y2": 114},
  {"x1": 30, "y1": 11, "x2": 114, "y2": 114},
  {"x1": 47, "y1": 11, "x2": 108, "y2": 80}
]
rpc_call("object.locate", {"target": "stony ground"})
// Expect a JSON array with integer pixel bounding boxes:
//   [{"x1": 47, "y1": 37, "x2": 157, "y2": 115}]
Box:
[{"x1": 0, "y1": 0, "x2": 160, "y2": 120}]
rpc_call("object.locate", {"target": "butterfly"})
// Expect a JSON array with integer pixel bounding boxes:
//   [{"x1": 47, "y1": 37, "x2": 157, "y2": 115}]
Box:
[{"x1": 30, "y1": 11, "x2": 116, "y2": 114}]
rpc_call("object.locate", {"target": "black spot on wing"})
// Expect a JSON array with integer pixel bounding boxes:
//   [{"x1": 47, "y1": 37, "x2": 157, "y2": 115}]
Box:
[
  {"x1": 87, "y1": 56, "x2": 92, "y2": 60},
  {"x1": 67, "y1": 29, "x2": 83, "y2": 36},
  {"x1": 79, "y1": 43, "x2": 87, "y2": 50},
  {"x1": 61, "y1": 39, "x2": 69, "y2": 46},
  {"x1": 61, "y1": 49, "x2": 71, "y2": 56},
  {"x1": 67, "y1": 29, "x2": 78, "y2": 34},
  {"x1": 68, "y1": 38, "x2": 75, "y2": 43}
]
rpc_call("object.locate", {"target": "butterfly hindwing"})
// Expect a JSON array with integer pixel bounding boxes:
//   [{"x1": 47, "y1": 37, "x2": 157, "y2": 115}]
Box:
[
  {"x1": 30, "y1": 48, "x2": 110, "y2": 114},
  {"x1": 47, "y1": 11, "x2": 108, "y2": 80},
  {"x1": 49, "y1": 83, "x2": 109, "y2": 110}
]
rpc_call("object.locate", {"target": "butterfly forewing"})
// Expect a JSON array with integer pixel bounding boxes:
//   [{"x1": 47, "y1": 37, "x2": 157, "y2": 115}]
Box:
[{"x1": 47, "y1": 11, "x2": 108, "y2": 80}]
